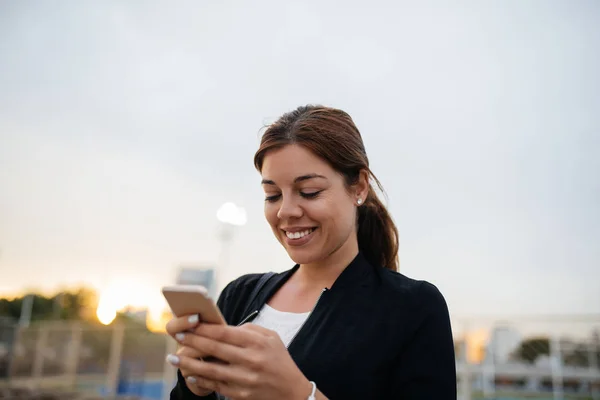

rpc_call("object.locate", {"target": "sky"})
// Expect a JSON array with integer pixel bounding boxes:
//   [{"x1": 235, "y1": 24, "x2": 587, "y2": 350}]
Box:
[{"x1": 0, "y1": 0, "x2": 599, "y2": 321}]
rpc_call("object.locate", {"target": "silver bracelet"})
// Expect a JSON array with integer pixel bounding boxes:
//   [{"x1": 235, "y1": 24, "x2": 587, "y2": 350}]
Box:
[{"x1": 307, "y1": 381, "x2": 317, "y2": 400}]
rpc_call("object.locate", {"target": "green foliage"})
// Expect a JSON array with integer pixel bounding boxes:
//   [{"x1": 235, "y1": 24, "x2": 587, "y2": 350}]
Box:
[
  {"x1": 511, "y1": 337, "x2": 550, "y2": 363},
  {"x1": 0, "y1": 287, "x2": 98, "y2": 321},
  {"x1": 563, "y1": 342, "x2": 600, "y2": 367},
  {"x1": 511, "y1": 335, "x2": 600, "y2": 367}
]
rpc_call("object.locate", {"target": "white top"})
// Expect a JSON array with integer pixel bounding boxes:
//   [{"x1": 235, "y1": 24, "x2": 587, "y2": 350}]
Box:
[{"x1": 252, "y1": 304, "x2": 311, "y2": 347}]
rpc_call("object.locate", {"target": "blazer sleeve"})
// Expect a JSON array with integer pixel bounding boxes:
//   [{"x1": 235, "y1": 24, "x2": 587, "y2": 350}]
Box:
[{"x1": 391, "y1": 282, "x2": 457, "y2": 399}]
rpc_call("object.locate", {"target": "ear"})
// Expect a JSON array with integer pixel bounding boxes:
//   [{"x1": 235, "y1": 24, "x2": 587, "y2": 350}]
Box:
[{"x1": 353, "y1": 169, "x2": 370, "y2": 205}]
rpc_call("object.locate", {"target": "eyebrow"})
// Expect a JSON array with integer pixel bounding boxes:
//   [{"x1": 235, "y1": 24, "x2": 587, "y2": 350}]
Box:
[{"x1": 261, "y1": 173, "x2": 327, "y2": 185}]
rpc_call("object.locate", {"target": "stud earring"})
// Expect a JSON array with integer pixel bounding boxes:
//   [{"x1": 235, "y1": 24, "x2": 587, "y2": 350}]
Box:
[{"x1": 357, "y1": 198, "x2": 363, "y2": 205}]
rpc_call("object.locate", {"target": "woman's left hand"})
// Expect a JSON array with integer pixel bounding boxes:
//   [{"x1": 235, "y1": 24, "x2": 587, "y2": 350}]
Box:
[{"x1": 166, "y1": 323, "x2": 314, "y2": 400}]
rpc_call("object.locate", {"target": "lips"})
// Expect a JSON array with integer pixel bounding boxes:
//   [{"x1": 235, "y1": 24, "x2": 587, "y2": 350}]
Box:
[
  {"x1": 285, "y1": 228, "x2": 316, "y2": 239},
  {"x1": 281, "y1": 227, "x2": 317, "y2": 247}
]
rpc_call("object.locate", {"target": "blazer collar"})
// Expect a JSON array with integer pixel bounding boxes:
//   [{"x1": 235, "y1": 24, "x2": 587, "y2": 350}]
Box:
[{"x1": 255, "y1": 251, "x2": 375, "y2": 309}]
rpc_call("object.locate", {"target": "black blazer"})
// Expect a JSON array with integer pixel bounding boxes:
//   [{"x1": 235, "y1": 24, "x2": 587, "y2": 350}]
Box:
[{"x1": 171, "y1": 252, "x2": 457, "y2": 399}]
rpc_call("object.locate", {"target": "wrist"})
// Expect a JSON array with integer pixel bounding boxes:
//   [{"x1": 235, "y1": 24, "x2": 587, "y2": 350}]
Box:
[{"x1": 293, "y1": 378, "x2": 316, "y2": 400}]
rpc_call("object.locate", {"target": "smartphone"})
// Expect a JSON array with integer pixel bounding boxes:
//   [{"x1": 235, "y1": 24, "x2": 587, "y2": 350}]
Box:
[{"x1": 161, "y1": 285, "x2": 226, "y2": 325}]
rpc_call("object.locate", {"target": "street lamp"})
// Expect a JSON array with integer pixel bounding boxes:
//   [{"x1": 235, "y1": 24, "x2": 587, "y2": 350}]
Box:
[
  {"x1": 216, "y1": 202, "x2": 247, "y2": 291},
  {"x1": 216, "y1": 202, "x2": 247, "y2": 227}
]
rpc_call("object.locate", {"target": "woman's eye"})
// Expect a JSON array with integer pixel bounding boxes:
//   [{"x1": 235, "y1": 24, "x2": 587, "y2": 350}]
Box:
[
  {"x1": 264, "y1": 194, "x2": 281, "y2": 203},
  {"x1": 301, "y1": 190, "x2": 323, "y2": 199}
]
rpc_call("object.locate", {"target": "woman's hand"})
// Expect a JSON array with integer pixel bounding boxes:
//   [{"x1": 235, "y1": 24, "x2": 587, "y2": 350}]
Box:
[
  {"x1": 166, "y1": 323, "x2": 315, "y2": 400},
  {"x1": 165, "y1": 314, "x2": 214, "y2": 397}
]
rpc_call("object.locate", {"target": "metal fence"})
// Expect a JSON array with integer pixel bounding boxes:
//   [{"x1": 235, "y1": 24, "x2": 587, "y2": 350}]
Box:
[
  {"x1": 0, "y1": 320, "x2": 175, "y2": 399},
  {"x1": 453, "y1": 316, "x2": 600, "y2": 400},
  {"x1": 1, "y1": 316, "x2": 599, "y2": 400}
]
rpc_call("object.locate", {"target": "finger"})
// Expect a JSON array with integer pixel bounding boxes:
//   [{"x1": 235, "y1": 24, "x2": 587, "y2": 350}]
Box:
[
  {"x1": 177, "y1": 342, "x2": 229, "y2": 366},
  {"x1": 182, "y1": 376, "x2": 215, "y2": 398},
  {"x1": 169, "y1": 354, "x2": 256, "y2": 389},
  {"x1": 166, "y1": 314, "x2": 201, "y2": 336},
  {"x1": 192, "y1": 324, "x2": 263, "y2": 347},
  {"x1": 191, "y1": 376, "x2": 244, "y2": 399},
  {"x1": 168, "y1": 352, "x2": 197, "y2": 379},
  {"x1": 177, "y1": 345, "x2": 207, "y2": 360},
  {"x1": 239, "y1": 323, "x2": 279, "y2": 338},
  {"x1": 174, "y1": 332, "x2": 248, "y2": 365},
  {"x1": 172, "y1": 347, "x2": 206, "y2": 380},
  {"x1": 176, "y1": 347, "x2": 211, "y2": 389}
]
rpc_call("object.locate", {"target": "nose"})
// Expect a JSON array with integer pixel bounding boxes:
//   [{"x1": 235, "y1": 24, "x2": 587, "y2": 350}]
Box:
[{"x1": 277, "y1": 195, "x2": 303, "y2": 220}]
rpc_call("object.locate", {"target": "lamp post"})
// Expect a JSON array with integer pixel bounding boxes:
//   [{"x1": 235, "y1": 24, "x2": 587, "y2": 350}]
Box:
[
  {"x1": 19, "y1": 294, "x2": 34, "y2": 328},
  {"x1": 215, "y1": 202, "x2": 247, "y2": 292}
]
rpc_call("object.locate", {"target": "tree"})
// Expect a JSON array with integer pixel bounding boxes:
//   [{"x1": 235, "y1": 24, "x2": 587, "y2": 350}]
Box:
[
  {"x1": 0, "y1": 287, "x2": 99, "y2": 321},
  {"x1": 511, "y1": 337, "x2": 550, "y2": 364},
  {"x1": 512, "y1": 335, "x2": 600, "y2": 367},
  {"x1": 563, "y1": 343, "x2": 600, "y2": 367},
  {"x1": 58, "y1": 287, "x2": 98, "y2": 319},
  {"x1": 0, "y1": 297, "x2": 23, "y2": 320}
]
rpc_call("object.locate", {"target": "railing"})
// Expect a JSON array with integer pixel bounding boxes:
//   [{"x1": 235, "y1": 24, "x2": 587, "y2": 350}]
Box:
[
  {"x1": 0, "y1": 320, "x2": 176, "y2": 399},
  {"x1": 453, "y1": 315, "x2": 600, "y2": 400},
  {"x1": 1, "y1": 316, "x2": 599, "y2": 400}
]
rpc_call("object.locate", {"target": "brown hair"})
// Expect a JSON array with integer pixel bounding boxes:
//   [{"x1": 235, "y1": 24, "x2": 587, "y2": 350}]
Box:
[{"x1": 254, "y1": 105, "x2": 399, "y2": 272}]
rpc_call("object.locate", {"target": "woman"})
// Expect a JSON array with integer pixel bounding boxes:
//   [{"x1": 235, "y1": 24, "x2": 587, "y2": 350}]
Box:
[{"x1": 166, "y1": 105, "x2": 456, "y2": 399}]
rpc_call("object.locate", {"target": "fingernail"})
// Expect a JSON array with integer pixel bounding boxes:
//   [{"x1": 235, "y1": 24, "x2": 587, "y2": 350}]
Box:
[
  {"x1": 175, "y1": 333, "x2": 185, "y2": 342},
  {"x1": 188, "y1": 314, "x2": 199, "y2": 324},
  {"x1": 187, "y1": 376, "x2": 197, "y2": 384},
  {"x1": 166, "y1": 354, "x2": 180, "y2": 366}
]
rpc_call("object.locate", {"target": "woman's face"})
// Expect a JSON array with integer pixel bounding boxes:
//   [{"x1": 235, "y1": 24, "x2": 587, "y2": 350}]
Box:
[{"x1": 261, "y1": 144, "x2": 365, "y2": 265}]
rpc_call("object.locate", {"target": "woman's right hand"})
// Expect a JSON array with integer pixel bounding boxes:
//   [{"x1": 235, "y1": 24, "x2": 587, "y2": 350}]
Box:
[{"x1": 166, "y1": 314, "x2": 214, "y2": 397}]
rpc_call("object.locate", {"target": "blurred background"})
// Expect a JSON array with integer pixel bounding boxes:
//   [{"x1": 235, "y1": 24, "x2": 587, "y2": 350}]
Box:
[{"x1": 0, "y1": 1, "x2": 599, "y2": 399}]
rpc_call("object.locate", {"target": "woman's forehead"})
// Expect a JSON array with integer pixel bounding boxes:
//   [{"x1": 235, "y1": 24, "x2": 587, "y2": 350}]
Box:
[{"x1": 261, "y1": 145, "x2": 335, "y2": 180}]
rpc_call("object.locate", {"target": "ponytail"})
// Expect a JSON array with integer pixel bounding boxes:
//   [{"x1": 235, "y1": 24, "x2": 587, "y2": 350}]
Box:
[{"x1": 357, "y1": 182, "x2": 399, "y2": 272}]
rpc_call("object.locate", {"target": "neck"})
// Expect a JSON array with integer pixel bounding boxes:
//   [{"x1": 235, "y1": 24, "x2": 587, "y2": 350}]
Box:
[{"x1": 297, "y1": 237, "x2": 359, "y2": 289}]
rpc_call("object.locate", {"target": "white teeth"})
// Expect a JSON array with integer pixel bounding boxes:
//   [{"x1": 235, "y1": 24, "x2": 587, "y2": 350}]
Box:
[{"x1": 285, "y1": 229, "x2": 314, "y2": 239}]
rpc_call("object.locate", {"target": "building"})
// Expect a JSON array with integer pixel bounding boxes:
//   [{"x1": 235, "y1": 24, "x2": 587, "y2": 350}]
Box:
[{"x1": 176, "y1": 266, "x2": 217, "y2": 299}]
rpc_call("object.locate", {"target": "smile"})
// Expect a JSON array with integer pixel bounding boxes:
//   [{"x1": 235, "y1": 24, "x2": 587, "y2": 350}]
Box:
[{"x1": 285, "y1": 228, "x2": 316, "y2": 240}]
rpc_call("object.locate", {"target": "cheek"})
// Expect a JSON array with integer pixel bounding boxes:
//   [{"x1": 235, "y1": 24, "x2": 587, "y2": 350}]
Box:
[
  {"x1": 264, "y1": 204, "x2": 279, "y2": 228},
  {"x1": 336, "y1": 203, "x2": 358, "y2": 232},
  {"x1": 329, "y1": 196, "x2": 357, "y2": 232},
  {"x1": 310, "y1": 197, "x2": 355, "y2": 229}
]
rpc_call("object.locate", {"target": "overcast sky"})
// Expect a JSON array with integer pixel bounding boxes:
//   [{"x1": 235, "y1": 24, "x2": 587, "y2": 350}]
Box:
[{"x1": 0, "y1": 0, "x2": 598, "y2": 319}]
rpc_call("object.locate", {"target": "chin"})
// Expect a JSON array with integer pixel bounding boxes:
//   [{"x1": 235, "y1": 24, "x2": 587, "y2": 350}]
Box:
[
  {"x1": 275, "y1": 229, "x2": 329, "y2": 265},
  {"x1": 284, "y1": 246, "x2": 325, "y2": 265}
]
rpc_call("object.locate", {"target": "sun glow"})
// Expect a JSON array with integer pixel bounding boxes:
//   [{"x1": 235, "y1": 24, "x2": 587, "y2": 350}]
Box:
[
  {"x1": 96, "y1": 296, "x2": 118, "y2": 325},
  {"x1": 95, "y1": 280, "x2": 169, "y2": 330}
]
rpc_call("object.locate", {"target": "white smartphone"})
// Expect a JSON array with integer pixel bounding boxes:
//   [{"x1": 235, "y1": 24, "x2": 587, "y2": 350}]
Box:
[{"x1": 161, "y1": 285, "x2": 226, "y2": 325}]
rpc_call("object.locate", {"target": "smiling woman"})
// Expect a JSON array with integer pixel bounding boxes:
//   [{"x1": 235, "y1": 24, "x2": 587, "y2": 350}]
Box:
[
  {"x1": 260, "y1": 145, "x2": 367, "y2": 267},
  {"x1": 166, "y1": 105, "x2": 456, "y2": 400}
]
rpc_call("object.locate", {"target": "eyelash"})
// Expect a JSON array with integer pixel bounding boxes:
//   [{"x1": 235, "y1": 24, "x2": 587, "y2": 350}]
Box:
[{"x1": 264, "y1": 191, "x2": 323, "y2": 203}]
